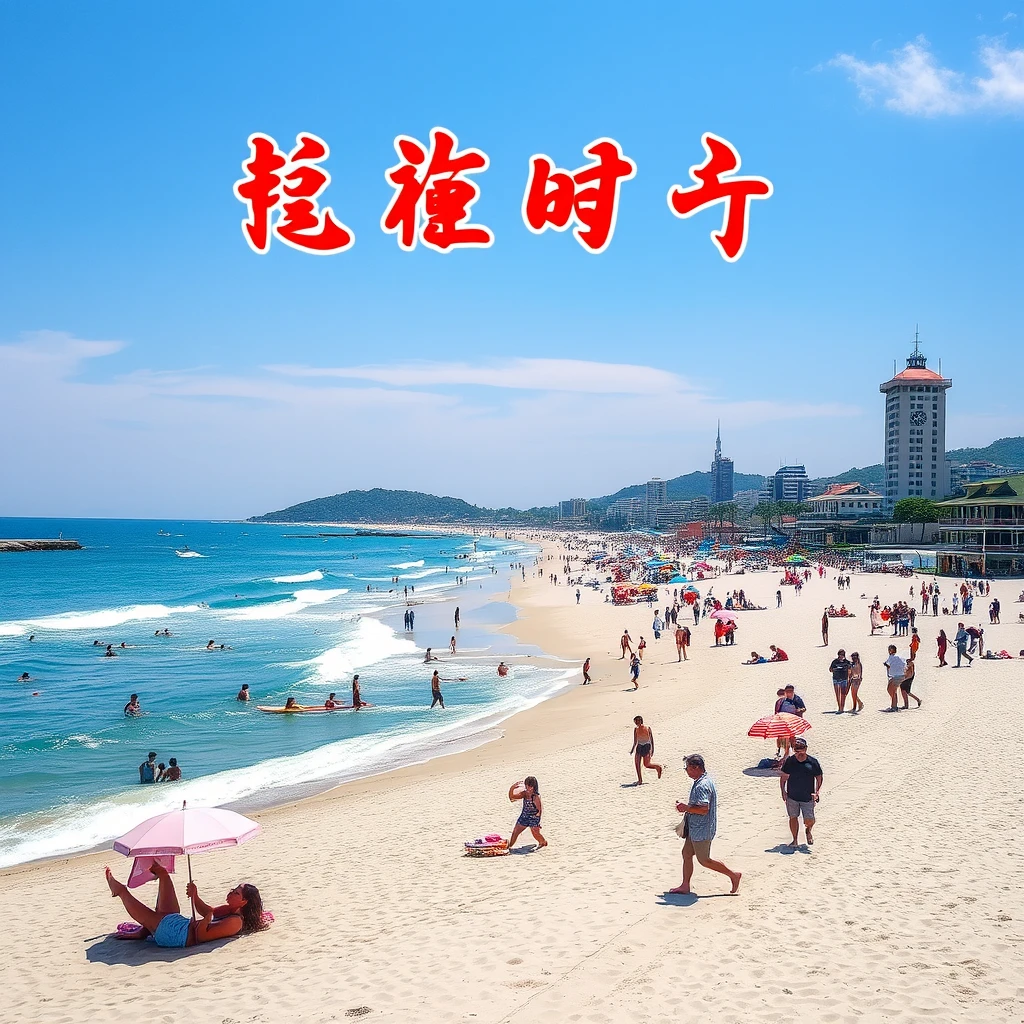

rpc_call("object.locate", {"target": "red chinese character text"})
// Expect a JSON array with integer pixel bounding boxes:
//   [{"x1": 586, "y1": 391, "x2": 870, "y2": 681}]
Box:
[
  {"x1": 381, "y1": 127, "x2": 493, "y2": 252},
  {"x1": 521, "y1": 138, "x2": 636, "y2": 254},
  {"x1": 233, "y1": 132, "x2": 354, "y2": 255},
  {"x1": 667, "y1": 133, "x2": 772, "y2": 262}
]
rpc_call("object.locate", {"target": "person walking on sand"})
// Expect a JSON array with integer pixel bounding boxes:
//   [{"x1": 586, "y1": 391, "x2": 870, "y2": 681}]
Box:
[
  {"x1": 780, "y1": 737, "x2": 822, "y2": 846},
  {"x1": 883, "y1": 645, "x2": 905, "y2": 711},
  {"x1": 620, "y1": 630, "x2": 633, "y2": 659},
  {"x1": 430, "y1": 670, "x2": 445, "y2": 709},
  {"x1": 630, "y1": 716, "x2": 663, "y2": 784},
  {"x1": 507, "y1": 777, "x2": 547, "y2": 850},
  {"x1": 669, "y1": 754, "x2": 741, "y2": 895},
  {"x1": 828, "y1": 649, "x2": 852, "y2": 713},
  {"x1": 582, "y1": 657, "x2": 591, "y2": 684},
  {"x1": 821, "y1": 609, "x2": 829, "y2": 647},
  {"x1": 936, "y1": 629, "x2": 949, "y2": 667},
  {"x1": 954, "y1": 623, "x2": 973, "y2": 668},
  {"x1": 900, "y1": 655, "x2": 922, "y2": 708},
  {"x1": 449, "y1": 635, "x2": 457, "y2": 655},
  {"x1": 454, "y1": 606, "x2": 460, "y2": 629},
  {"x1": 675, "y1": 624, "x2": 690, "y2": 662},
  {"x1": 848, "y1": 652, "x2": 865, "y2": 712},
  {"x1": 629, "y1": 653, "x2": 641, "y2": 689},
  {"x1": 777, "y1": 589, "x2": 783, "y2": 609},
  {"x1": 637, "y1": 636, "x2": 647, "y2": 661}
]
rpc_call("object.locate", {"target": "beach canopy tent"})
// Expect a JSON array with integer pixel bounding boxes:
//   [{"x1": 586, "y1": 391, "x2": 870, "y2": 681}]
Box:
[{"x1": 784, "y1": 554, "x2": 808, "y2": 564}]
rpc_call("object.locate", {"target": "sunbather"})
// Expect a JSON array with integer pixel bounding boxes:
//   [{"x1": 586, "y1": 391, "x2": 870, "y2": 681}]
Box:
[{"x1": 105, "y1": 863, "x2": 266, "y2": 947}]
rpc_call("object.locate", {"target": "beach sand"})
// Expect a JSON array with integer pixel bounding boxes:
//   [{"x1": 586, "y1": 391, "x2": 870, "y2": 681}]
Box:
[{"x1": 2, "y1": 542, "x2": 1023, "y2": 1023}]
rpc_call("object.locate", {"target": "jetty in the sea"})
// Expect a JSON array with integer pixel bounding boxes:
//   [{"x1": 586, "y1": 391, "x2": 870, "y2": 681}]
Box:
[{"x1": 0, "y1": 538, "x2": 83, "y2": 552}]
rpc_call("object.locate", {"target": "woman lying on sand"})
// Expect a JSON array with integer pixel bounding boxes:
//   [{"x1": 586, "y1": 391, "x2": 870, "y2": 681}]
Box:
[{"x1": 105, "y1": 863, "x2": 266, "y2": 947}]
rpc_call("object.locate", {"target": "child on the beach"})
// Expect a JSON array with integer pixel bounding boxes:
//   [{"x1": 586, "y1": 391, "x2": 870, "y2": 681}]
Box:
[{"x1": 508, "y1": 777, "x2": 547, "y2": 850}]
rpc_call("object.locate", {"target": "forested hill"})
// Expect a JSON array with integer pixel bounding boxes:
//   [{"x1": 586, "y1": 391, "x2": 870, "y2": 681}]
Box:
[{"x1": 249, "y1": 488, "x2": 554, "y2": 524}]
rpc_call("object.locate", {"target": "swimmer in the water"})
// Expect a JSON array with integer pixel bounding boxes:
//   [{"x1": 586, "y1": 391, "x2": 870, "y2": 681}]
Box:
[
  {"x1": 105, "y1": 645, "x2": 118, "y2": 657},
  {"x1": 19, "y1": 672, "x2": 32, "y2": 682},
  {"x1": 124, "y1": 694, "x2": 142, "y2": 717},
  {"x1": 236, "y1": 684, "x2": 250, "y2": 702}
]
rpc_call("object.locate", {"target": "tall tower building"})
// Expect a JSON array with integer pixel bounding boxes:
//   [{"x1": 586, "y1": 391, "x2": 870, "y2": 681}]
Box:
[
  {"x1": 879, "y1": 330, "x2": 952, "y2": 508},
  {"x1": 645, "y1": 477, "x2": 667, "y2": 514},
  {"x1": 710, "y1": 422, "x2": 734, "y2": 504}
]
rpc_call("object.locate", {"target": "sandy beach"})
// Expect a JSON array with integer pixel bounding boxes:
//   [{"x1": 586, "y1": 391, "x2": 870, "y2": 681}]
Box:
[{"x1": 2, "y1": 540, "x2": 1023, "y2": 1024}]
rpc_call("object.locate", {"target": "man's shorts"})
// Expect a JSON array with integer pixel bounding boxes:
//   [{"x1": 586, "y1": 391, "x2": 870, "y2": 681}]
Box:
[
  {"x1": 786, "y1": 798, "x2": 816, "y2": 820},
  {"x1": 682, "y1": 836, "x2": 713, "y2": 861}
]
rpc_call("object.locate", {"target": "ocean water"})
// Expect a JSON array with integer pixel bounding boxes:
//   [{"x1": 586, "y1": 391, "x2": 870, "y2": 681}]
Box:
[{"x1": 0, "y1": 519, "x2": 572, "y2": 867}]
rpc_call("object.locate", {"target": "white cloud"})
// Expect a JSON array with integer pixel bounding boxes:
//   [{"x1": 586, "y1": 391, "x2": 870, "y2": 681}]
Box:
[
  {"x1": 831, "y1": 37, "x2": 1024, "y2": 115},
  {"x1": 266, "y1": 357, "x2": 691, "y2": 396},
  {"x1": 0, "y1": 331, "x2": 864, "y2": 519}
]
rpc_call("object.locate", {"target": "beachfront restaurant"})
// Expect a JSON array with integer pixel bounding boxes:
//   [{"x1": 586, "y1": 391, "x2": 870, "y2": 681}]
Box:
[{"x1": 935, "y1": 474, "x2": 1024, "y2": 577}]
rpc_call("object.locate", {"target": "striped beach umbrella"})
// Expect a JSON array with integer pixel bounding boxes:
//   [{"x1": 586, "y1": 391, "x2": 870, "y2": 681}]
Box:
[{"x1": 747, "y1": 713, "x2": 811, "y2": 739}]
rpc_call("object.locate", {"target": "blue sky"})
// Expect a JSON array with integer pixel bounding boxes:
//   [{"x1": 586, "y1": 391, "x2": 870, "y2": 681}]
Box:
[{"x1": 1, "y1": 1, "x2": 1021, "y2": 518}]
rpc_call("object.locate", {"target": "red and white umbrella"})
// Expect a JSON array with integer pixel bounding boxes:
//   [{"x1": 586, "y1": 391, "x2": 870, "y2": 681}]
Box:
[{"x1": 747, "y1": 713, "x2": 811, "y2": 739}]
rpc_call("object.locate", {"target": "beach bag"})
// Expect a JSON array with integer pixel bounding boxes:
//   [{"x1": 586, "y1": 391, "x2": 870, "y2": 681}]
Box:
[{"x1": 674, "y1": 816, "x2": 688, "y2": 839}]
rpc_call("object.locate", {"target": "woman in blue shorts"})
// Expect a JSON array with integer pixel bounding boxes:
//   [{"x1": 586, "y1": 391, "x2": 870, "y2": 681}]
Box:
[{"x1": 105, "y1": 863, "x2": 266, "y2": 947}]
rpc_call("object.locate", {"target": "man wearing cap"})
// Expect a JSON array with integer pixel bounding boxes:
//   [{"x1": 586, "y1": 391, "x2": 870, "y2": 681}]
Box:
[
  {"x1": 670, "y1": 754, "x2": 741, "y2": 895},
  {"x1": 780, "y1": 738, "x2": 823, "y2": 846}
]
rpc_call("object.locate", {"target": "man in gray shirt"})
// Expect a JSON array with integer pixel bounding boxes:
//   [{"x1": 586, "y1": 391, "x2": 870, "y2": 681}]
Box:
[{"x1": 670, "y1": 754, "x2": 742, "y2": 895}]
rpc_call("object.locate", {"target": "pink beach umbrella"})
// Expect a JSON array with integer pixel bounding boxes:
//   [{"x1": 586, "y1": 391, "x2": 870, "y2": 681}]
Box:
[
  {"x1": 709, "y1": 609, "x2": 738, "y2": 622},
  {"x1": 747, "y1": 713, "x2": 812, "y2": 739},
  {"x1": 113, "y1": 801, "x2": 260, "y2": 917}
]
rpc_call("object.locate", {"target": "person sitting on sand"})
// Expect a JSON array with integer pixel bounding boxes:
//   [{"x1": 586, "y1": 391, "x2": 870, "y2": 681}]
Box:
[
  {"x1": 507, "y1": 777, "x2": 547, "y2": 850},
  {"x1": 744, "y1": 651, "x2": 767, "y2": 665},
  {"x1": 630, "y1": 716, "x2": 663, "y2": 784},
  {"x1": 497, "y1": 661, "x2": 509, "y2": 678},
  {"x1": 105, "y1": 863, "x2": 266, "y2": 947},
  {"x1": 769, "y1": 645, "x2": 788, "y2": 662},
  {"x1": 424, "y1": 648, "x2": 438, "y2": 663},
  {"x1": 237, "y1": 684, "x2": 250, "y2": 701}
]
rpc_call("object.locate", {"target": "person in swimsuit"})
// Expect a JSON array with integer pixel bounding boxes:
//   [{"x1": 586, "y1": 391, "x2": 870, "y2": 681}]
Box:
[
  {"x1": 124, "y1": 694, "x2": 141, "y2": 717},
  {"x1": 620, "y1": 631, "x2": 632, "y2": 659},
  {"x1": 324, "y1": 693, "x2": 339, "y2": 710},
  {"x1": 430, "y1": 670, "x2": 445, "y2": 709},
  {"x1": 284, "y1": 697, "x2": 300, "y2": 710},
  {"x1": 581, "y1": 657, "x2": 591, "y2": 684},
  {"x1": 507, "y1": 776, "x2": 547, "y2": 850},
  {"x1": 630, "y1": 716, "x2": 663, "y2": 784},
  {"x1": 236, "y1": 684, "x2": 250, "y2": 702},
  {"x1": 629, "y1": 653, "x2": 641, "y2": 690},
  {"x1": 497, "y1": 661, "x2": 509, "y2": 678},
  {"x1": 637, "y1": 637, "x2": 646, "y2": 661},
  {"x1": 351, "y1": 675, "x2": 362, "y2": 709},
  {"x1": 848, "y1": 652, "x2": 865, "y2": 712},
  {"x1": 449, "y1": 636, "x2": 457, "y2": 655},
  {"x1": 899, "y1": 656, "x2": 922, "y2": 708},
  {"x1": 105, "y1": 863, "x2": 265, "y2": 947}
]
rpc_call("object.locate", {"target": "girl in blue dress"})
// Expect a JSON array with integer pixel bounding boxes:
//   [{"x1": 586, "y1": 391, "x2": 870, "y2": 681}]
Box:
[{"x1": 508, "y1": 777, "x2": 547, "y2": 850}]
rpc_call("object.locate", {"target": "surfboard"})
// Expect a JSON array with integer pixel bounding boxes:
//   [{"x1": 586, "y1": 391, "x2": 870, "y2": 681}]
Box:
[{"x1": 256, "y1": 704, "x2": 375, "y2": 714}]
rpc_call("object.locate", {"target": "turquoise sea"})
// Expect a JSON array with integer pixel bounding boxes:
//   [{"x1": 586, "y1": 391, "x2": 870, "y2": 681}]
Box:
[{"x1": 0, "y1": 520, "x2": 572, "y2": 867}]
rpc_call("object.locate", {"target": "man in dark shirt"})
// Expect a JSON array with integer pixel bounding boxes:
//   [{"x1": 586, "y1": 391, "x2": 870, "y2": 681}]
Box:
[
  {"x1": 828, "y1": 649, "x2": 852, "y2": 713},
  {"x1": 780, "y1": 737, "x2": 823, "y2": 846}
]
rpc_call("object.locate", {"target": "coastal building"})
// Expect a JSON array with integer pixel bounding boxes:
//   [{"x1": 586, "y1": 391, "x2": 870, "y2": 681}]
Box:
[
  {"x1": 603, "y1": 497, "x2": 645, "y2": 528},
  {"x1": 935, "y1": 474, "x2": 1024, "y2": 577},
  {"x1": 652, "y1": 501, "x2": 693, "y2": 528},
  {"x1": 645, "y1": 477, "x2": 668, "y2": 524},
  {"x1": 879, "y1": 331, "x2": 952, "y2": 508},
  {"x1": 804, "y1": 482, "x2": 883, "y2": 518},
  {"x1": 710, "y1": 423, "x2": 734, "y2": 504},
  {"x1": 772, "y1": 465, "x2": 810, "y2": 504},
  {"x1": 690, "y1": 495, "x2": 710, "y2": 520},
  {"x1": 948, "y1": 461, "x2": 1021, "y2": 496},
  {"x1": 558, "y1": 498, "x2": 587, "y2": 520},
  {"x1": 733, "y1": 487, "x2": 763, "y2": 515}
]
